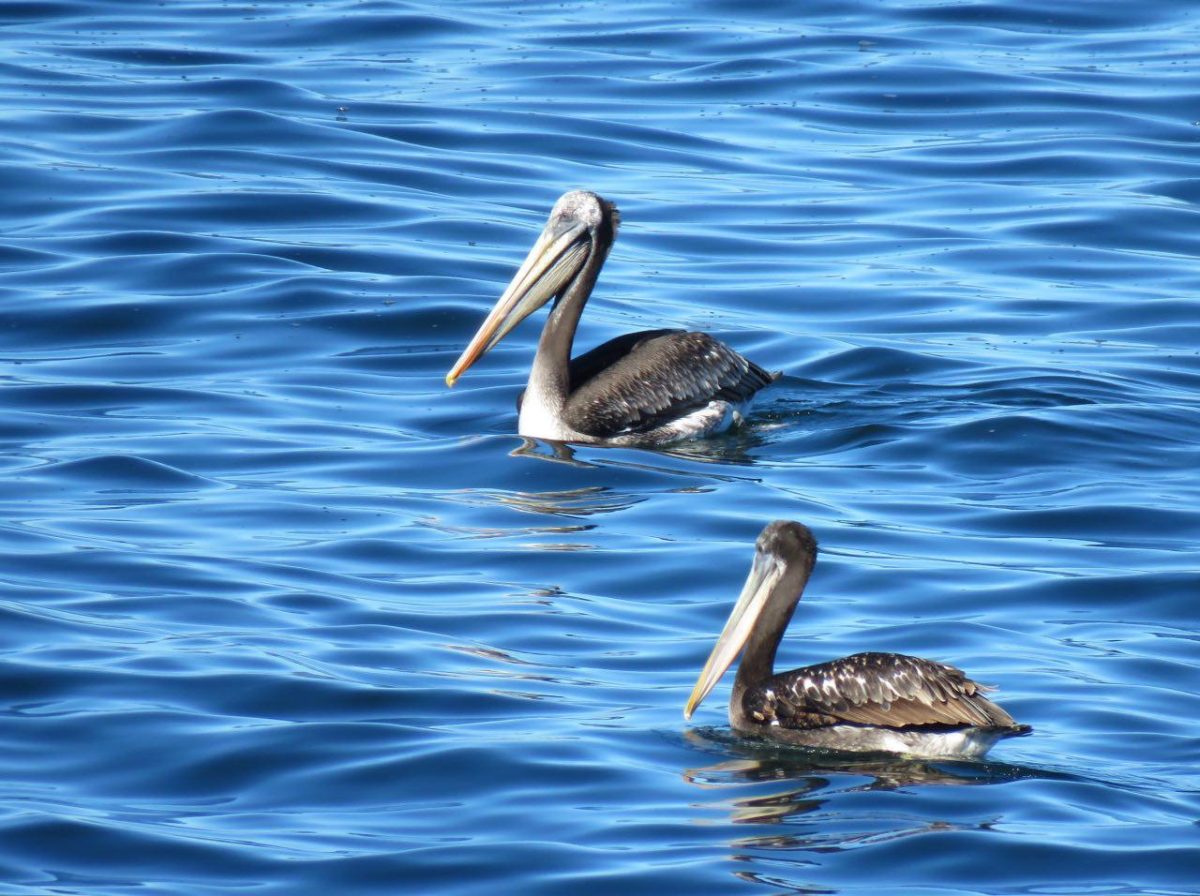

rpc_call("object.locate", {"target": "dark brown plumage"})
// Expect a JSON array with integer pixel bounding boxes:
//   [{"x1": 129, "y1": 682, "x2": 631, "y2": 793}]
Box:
[
  {"x1": 565, "y1": 330, "x2": 776, "y2": 438},
  {"x1": 686, "y1": 521, "x2": 1029, "y2": 757},
  {"x1": 744, "y1": 651, "x2": 1018, "y2": 730}
]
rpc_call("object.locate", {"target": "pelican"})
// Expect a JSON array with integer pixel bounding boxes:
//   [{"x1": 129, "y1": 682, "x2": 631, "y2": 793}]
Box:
[
  {"x1": 445, "y1": 191, "x2": 776, "y2": 447},
  {"x1": 685, "y1": 521, "x2": 1030, "y2": 759}
]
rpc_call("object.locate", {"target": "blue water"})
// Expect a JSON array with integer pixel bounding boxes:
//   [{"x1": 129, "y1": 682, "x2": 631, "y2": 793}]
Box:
[{"x1": 3, "y1": 1, "x2": 1199, "y2": 893}]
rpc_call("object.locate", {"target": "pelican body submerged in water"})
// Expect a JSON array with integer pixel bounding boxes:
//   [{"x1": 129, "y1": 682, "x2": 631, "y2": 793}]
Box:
[
  {"x1": 686, "y1": 521, "x2": 1030, "y2": 759},
  {"x1": 445, "y1": 191, "x2": 776, "y2": 447}
]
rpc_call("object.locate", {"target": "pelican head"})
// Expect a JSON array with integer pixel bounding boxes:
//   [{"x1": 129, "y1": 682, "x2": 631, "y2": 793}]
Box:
[
  {"x1": 445, "y1": 190, "x2": 619, "y2": 386},
  {"x1": 684, "y1": 521, "x2": 817, "y2": 719}
]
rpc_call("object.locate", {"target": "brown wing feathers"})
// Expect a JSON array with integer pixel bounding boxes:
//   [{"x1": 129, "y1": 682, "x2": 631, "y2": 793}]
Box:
[
  {"x1": 564, "y1": 331, "x2": 774, "y2": 437},
  {"x1": 750, "y1": 652, "x2": 1017, "y2": 731}
]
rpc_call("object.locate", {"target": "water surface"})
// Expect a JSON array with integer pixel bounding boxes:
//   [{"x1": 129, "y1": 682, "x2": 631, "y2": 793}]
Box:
[{"x1": 2, "y1": 2, "x2": 1199, "y2": 894}]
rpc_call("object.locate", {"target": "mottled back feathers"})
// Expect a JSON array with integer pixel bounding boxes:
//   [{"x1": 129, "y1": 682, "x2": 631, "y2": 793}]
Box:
[
  {"x1": 744, "y1": 651, "x2": 1021, "y2": 732},
  {"x1": 562, "y1": 330, "x2": 776, "y2": 438}
]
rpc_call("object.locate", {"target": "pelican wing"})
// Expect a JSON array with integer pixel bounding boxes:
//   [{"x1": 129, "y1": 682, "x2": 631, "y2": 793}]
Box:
[
  {"x1": 752, "y1": 652, "x2": 1019, "y2": 730},
  {"x1": 562, "y1": 330, "x2": 775, "y2": 438}
]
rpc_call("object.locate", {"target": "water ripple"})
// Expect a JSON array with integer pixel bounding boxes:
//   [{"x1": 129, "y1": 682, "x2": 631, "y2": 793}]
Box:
[{"x1": 2, "y1": 0, "x2": 1199, "y2": 894}]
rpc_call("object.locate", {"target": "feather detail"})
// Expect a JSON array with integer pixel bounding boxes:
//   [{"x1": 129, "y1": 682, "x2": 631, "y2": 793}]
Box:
[
  {"x1": 562, "y1": 330, "x2": 775, "y2": 438},
  {"x1": 744, "y1": 652, "x2": 1018, "y2": 731}
]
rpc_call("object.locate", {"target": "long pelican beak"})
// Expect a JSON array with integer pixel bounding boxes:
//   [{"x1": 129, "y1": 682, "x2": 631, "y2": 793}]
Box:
[
  {"x1": 445, "y1": 216, "x2": 592, "y2": 386},
  {"x1": 684, "y1": 549, "x2": 783, "y2": 719}
]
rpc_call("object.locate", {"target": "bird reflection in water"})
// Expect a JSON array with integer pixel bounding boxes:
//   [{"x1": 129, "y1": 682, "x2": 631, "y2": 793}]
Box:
[
  {"x1": 421, "y1": 485, "x2": 647, "y2": 553},
  {"x1": 487, "y1": 484, "x2": 647, "y2": 519},
  {"x1": 681, "y1": 726, "x2": 1059, "y2": 841},
  {"x1": 508, "y1": 426, "x2": 769, "y2": 468},
  {"x1": 509, "y1": 437, "x2": 595, "y2": 468}
]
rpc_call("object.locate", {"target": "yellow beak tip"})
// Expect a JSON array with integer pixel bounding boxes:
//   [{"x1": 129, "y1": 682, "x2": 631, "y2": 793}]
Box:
[{"x1": 445, "y1": 373, "x2": 458, "y2": 388}]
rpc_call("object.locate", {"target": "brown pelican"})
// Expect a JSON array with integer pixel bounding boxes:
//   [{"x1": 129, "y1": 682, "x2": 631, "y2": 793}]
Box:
[
  {"x1": 445, "y1": 191, "x2": 776, "y2": 447},
  {"x1": 685, "y1": 521, "x2": 1030, "y2": 758}
]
